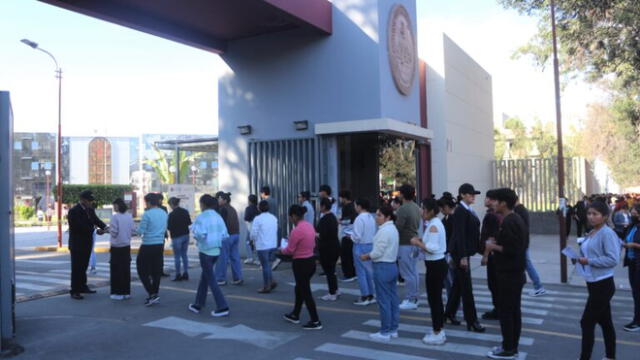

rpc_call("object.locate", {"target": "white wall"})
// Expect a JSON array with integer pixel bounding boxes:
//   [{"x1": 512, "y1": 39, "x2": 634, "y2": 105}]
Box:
[
  {"x1": 69, "y1": 138, "x2": 89, "y2": 184},
  {"x1": 69, "y1": 136, "x2": 132, "y2": 185},
  {"x1": 426, "y1": 34, "x2": 494, "y2": 213}
]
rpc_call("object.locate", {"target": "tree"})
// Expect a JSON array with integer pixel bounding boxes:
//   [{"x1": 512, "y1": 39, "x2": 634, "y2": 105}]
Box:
[
  {"x1": 379, "y1": 138, "x2": 416, "y2": 189},
  {"x1": 530, "y1": 118, "x2": 557, "y2": 158},
  {"x1": 144, "y1": 145, "x2": 200, "y2": 185}
]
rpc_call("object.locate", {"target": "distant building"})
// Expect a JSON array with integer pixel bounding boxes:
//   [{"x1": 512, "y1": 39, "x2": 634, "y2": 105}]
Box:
[{"x1": 12, "y1": 133, "x2": 218, "y2": 203}]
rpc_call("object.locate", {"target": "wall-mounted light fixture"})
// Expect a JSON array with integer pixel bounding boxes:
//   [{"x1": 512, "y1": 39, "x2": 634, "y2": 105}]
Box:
[
  {"x1": 293, "y1": 120, "x2": 308, "y2": 131},
  {"x1": 238, "y1": 125, "x2": 252, "y2": 135}
]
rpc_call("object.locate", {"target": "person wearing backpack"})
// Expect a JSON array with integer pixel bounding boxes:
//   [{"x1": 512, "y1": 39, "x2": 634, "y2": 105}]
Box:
[{"x1": 443, "y1": 183, "x2": 485, "y2": 333}]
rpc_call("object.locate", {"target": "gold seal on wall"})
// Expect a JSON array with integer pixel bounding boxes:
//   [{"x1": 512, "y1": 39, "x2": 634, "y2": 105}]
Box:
[{"x1": 388, "y1": 4, "x2": 416, "y2": 96}]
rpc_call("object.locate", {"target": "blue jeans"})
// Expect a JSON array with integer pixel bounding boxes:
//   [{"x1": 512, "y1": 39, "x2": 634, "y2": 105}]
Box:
[
  {"x1": 373, "y1": 262, "x2": 400, "y2": 335},
  {"x1": 397, "y1": 245, "x2": 419, "y2": 301},
  {"x1": 353, "y1": 243, "x2": 375, "y2": 297},
  {"x1": 525, "y1": 249, "x2": 543, "y2": 290},
  {"x1": 195, "y1": 252, "x2": 229, "y2": 311},
  {"x1": 171, "y1": 235, "x2": 190, "y2": 275},
  {"x1": 257, "y1": 249, "x2": 275, "y2": 288},
  {"x1": 215, "y1": 234, "x2": 243, "y2": 282}
]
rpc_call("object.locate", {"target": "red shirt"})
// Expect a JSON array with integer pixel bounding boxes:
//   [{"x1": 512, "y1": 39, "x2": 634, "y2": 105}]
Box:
[{"x1": 282, "y1": 220, "x2": 316, "y2": 259}]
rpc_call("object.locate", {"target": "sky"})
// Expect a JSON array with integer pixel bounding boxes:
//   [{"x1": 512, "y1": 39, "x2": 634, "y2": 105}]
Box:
[{"x1": 0, "y1": 0, "x2": 601, "y2": 137}]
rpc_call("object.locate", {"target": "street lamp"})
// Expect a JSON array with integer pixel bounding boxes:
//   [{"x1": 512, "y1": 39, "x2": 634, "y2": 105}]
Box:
[
  {"x1": 21, "y1": 38, "x2": 64, "y2": 248},
  {"x1": 190, "y1": 165, "x2": 198, "y2": 186},
  {"x1": 45, "y1": 169, "x2": 51, "y2": 209}
]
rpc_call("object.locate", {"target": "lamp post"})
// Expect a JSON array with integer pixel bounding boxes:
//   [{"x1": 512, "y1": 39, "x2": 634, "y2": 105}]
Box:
[
  {"x1": 45, "y1": 169, "x2": 51, "y2": 208},
  {"x1": 549, "y1": 1, "x2": 568, "y2": 283},
  {"x1": 21, "y1": 39, "x2": 63, "y2": 248}
]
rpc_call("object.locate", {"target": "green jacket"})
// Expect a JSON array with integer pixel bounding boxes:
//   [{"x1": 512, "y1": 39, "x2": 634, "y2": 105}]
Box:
[{"x1": 395, "y1": 201, "x2": 421, "y2": 246}]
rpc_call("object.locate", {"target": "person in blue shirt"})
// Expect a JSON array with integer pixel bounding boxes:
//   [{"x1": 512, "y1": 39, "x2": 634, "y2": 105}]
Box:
[
  {"x1": 136, "y1": 193, "x2": 168, "y2": 306},
  {"x1": 188, "y1": 194, "x2": 230, "y2": 317},
  {"x1": 623, "y1": 204, "x2": 640, "y2": 332}
]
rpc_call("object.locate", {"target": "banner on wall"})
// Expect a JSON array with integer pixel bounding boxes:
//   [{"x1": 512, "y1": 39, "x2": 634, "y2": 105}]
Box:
[{"x1": 168, "y1": 184, "x2": 196, "y2": 218}]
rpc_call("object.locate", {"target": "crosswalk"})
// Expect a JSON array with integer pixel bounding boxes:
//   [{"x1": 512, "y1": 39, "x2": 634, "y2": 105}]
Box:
[{"x1": 14, "y1": 256, "x2": 201, "y2": 297}]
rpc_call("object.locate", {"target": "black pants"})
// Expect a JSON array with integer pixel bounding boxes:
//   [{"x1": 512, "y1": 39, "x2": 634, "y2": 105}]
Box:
[
  {"x1": 425, "y1": 258, "x2": 448, "y2": 331},
  {"x1": 70, "y1": 241, "x2": 92, "y2": 293},
  {"x1": 319, "y1": 249, "x2": 339, "y2": 295},
  {"x1": 110, "y1": 246, "x2": 131, "y2": 295},
  {"x1": 292, "y1": 257, "x2": 320, "y2": 322},
  {"x1": 580, "y1": 277, "x2": 616, "y2": 360},
  {"x1": 445, "y1": 259, "x2": 478, "y2": 325},
  {"x1": 136, "y1": 244, "x2": 164, "y2": 296},
  {"x1": 630, "y1": 259, "x2": 640, "y2": 324},
  {"x1": 486, "y1": 256, "x2": 498, "y2": 311},
  {"x1": 496, "y1": 271, "x2": 526, "y2": 352},
  {"x1": 576, "y1": 220, "x2": 585, "y2": 237},
  {"x1": 340, "y1": 237, "x2": 355, "y2": 278}
]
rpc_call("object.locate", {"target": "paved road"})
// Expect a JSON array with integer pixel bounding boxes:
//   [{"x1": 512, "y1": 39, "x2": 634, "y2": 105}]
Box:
[{"x1": 10, "y1": 249, "x2": 640, "y2": 360}]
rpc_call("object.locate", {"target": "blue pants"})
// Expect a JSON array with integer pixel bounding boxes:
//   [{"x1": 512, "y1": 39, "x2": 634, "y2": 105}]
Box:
[
  {"x1": 353, "y1": 243, "x2": 375, "y2": 297},
  {"x1": 525, "y1": 249, "x2": 543, "y2": 290},
  {"x1": 171, "y1": 235, "x2": 190, "y2": 276},
  {"x1": 373, "y1": 262, "x2": 400, "y2": 335},
  {"x1": 195, "y1": 252, "x2": 229, "y2": 311},
  {"x1": 215, "y1": 234, "x2": 243, "y2": 282},
  {"x1": 397, "y1": 245, "x2": 419, "y2": 301},
  {"x1": 257, "y1": 249, "x2": 275, "y2": 288}
]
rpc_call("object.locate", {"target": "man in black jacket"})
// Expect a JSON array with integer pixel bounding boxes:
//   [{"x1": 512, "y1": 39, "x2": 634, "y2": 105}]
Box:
[
  {"x1": 444, "y1": 183, "x2": 484, "y2": 332},
  {"x1": 575, "y1": 197, "x2": 589, "y2": 237},
  {"x1": 68, "y1": 190, "x2": 107, "y2": 299},
  {"x1": 480, "y1": 190, "x2": 502, "y2": 321},
  {"x1": 485, "y1": 188, "x2": 528, "y2": 360}
]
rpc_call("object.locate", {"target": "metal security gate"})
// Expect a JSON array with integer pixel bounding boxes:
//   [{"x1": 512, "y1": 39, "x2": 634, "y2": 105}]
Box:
[{"x1": 248, "y1": 138, "x2": 320, "y2": 232}]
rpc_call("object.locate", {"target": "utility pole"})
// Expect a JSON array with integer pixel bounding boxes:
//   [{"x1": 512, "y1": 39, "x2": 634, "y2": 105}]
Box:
[{"x1": 550, "y1": 0, "x2": 568, "y2": 283}]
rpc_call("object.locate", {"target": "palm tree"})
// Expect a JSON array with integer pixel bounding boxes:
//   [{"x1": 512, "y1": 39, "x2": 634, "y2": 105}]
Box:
[{"x1": 144, "y1": 145, "x2": 201, "y2": 185}]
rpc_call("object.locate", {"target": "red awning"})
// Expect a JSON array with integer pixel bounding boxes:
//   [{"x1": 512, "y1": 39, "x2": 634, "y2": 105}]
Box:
[{"x1": 38, "y1": 0, "x2": 332, "y2": 53}]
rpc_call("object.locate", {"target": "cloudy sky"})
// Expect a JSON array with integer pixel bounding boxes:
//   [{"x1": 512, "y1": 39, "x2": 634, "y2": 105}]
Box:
[{"x1": 0, "y1": 0, "x2": 600, "y2": 136}]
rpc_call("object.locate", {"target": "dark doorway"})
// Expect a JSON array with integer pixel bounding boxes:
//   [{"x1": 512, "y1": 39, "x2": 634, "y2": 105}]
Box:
[{"x1": 338, "y1": 133, "x2": 379, "y2": 207}]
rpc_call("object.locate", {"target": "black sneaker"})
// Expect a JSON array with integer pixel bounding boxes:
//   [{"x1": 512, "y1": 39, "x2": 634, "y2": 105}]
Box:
[
  {"x1": 145, "y1": 295, "x2": 160, "y2": 307},
  {"x1": 188, "y1": 304, "x2": 201, "y2": 314},
  {"x1": 482, "y1": 309, "x2": 499, "y2": 320},
  {"x1": 487, "y1": 347, "x2": 517, "y2": 360},
  {"x1": 624, "y1": 322, "x2": 640, "y2": 332},
  {"x1": 302, "y1": 321, "x2": 323, "y2": 330},
  {"x1": 182, "y1": 273, "x2": 189, "y2": 281},
  {"x1": 283, "y1": 313, "x2": 300, "y2": 324},
  {"x1": 172, "y1": 274, "x2": 183, "y2": 282}
]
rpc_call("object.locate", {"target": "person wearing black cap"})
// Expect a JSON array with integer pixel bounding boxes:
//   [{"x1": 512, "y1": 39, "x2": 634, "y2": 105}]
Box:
[
  {"x1": 67, "y1": 190, "x2": 108, "y2": 300},
  {"x1": 444, "y1": 183, "x2": 485, "y2": 332}
]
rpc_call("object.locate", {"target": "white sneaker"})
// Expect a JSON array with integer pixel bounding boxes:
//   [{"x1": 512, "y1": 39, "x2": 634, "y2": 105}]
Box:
[
  {"x1": 422, "y1": 330, "x2": 446, "y2": 345},
  {"x1": 110, "y1": 295, "x2": 125, "y2": 301},
  {"x1": 123, "y1": 295, "x2": 131, "y2": 300},
  {"x1": 529, "y1": 288, "x2": 547, "y2": 297},
  {"x1": 89, "y1": 268, "x2": 97, "y2": 275},
  {"x1": 389, "y1": 331, "x2": 399, "y2": 338},
  {"x1": 368, "y1": 332, "x2": 391, "y2": 341},
  {"x1": 320, "y1": 293, "x2": 338, "y2": 301},
  {"x1": 399, "y1": 299, "x2": 419, "y2": 310},
  {"x1": 243, "y1": 258, "x2": 254, "y2": 265}
]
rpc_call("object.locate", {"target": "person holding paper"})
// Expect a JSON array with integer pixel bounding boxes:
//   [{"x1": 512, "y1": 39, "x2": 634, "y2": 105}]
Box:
[
  {"x1": 576, "y1": 201, "x2": 620, "y2": 360},
  {"x1": 484, "y1": 188, "x2": 528, "y2": 360},
  {"x1": 281, "y1": 204, "x2": 322, "y2": 330},
  {"x1": 188, "y1": 194, "x2": 230, "y2": 317},
  {"x1": 250, "y1": 200, "x2": 279, "y2": 293}
]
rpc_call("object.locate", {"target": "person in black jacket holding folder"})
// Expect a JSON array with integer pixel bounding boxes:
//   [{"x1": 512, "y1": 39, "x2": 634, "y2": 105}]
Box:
[
  {"x1": 317, "y1": 198, "x2": 341, "y2": 301},
  {"x1": 444, "y1": 183, "x2": 484, "y2": 332},
  {"x1": 68, "y1": 190, "x2": 107, "y2": 300},
  {"x1": 485, "y1": 188, "x2": 528, "y2": 360}
]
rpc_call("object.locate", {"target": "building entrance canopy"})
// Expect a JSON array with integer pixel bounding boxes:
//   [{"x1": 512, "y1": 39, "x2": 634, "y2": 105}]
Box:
[
  {"x1": 38, "y1": 0, "x2": 332, "y2": 53},
  {"x1": 315, "y1": 118, "x2": 433, "y2": 141}
]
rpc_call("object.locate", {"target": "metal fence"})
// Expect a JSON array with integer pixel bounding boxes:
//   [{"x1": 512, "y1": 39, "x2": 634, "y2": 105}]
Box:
[
  {"x1": 248, "y1": 138, "x2": 320, "y2": 232},
  {"x1": 494, "y1": 157, "x2": 587, "y2": 212}
]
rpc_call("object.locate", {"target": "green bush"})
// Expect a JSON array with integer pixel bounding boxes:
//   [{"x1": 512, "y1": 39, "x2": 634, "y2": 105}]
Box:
[
  {"x1": 15, "y1": 204, "x2": 35, "y2": 220},
  {"x1": 56, "y1": 184, "x2": 133, "y2": 208}
]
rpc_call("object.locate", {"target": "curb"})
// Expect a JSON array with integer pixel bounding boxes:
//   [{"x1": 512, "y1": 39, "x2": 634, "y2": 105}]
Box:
[{"x1": 33, "y1": 246, "x2": 174, "y2": 255}]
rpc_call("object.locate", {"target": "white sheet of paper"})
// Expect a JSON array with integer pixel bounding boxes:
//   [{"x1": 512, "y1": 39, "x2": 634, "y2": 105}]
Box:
[
  {"x1": 562, "y1": 247, "x2": 580, "y2": 259},
  {"x1": 280, "y1": 238, "x2": 288, "y2": 250}
]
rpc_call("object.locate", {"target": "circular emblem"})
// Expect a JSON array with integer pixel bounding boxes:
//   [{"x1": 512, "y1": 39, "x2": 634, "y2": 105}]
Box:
[{"x1": 388, "y1": 4, "x2": 417, "y2": 96}]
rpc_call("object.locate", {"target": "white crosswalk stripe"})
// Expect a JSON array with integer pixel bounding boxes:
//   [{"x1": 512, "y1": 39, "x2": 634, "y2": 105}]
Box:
[
  {"x1": 362, "y1": 319, "x2": 535, "y2": 346},
  {"x1": 315, "y1": 343, "x2": 436, "y2": 360},
  {"x1": 340, "y1": 330, "x2": 528, "y2": 359},
  {"x1": 408, "y1": 307, "x2": 544, "y2": 325}
]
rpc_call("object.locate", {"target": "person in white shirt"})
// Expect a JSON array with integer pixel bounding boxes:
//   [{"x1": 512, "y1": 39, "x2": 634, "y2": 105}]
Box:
[
  {"x1": 352, "y1": 198, "x2": 377, "y2": 306},
  {"x1": 251, "y1": 200, "x2": 279, "y2": 293},
  {"x1": 298, "y1": 191, "x2": 315, "y2": 226},
  {"x1": 108, "y1": 198, "x2": 136, "y2": 300},
  {"x1": 411, "y1": 198, "x2": 448, "y2": 345},
  {"x1": 361, "y1": 205, "x2": 400, "y2": 341}
]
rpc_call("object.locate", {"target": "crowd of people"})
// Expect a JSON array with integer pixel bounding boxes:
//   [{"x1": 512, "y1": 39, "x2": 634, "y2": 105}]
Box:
[{"x1": 65, "y1": 182, "x2": 640, "y2": 360}]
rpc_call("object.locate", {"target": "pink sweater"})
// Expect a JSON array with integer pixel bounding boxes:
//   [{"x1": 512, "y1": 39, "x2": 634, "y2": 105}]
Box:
[{"x1": 282, "y1": 220, "x2": 316, "y2": 259}]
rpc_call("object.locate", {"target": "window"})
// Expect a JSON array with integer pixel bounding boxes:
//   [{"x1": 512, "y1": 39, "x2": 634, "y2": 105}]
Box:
[
  {"x1": 14, "y1": 141, "x2": 22, "y2": 150},
  {"x1": 210, "y1": 161, "x2": 218, "y2": 169},
  {"x1": 200, "y1": 161, "x2": 208, "y2": 169},
  {"x1": 32, "y1": 141, "x2": 39, "y2": 150},
  {"x1": 31, "y1": 162, "x2": 39, "y2": 171},
  {"x1": 44, "y1": 162, "x2": 52, "y2": 170},
  {"x1": 88, "y1": 137, "x2": 112, "y2": 184}
]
